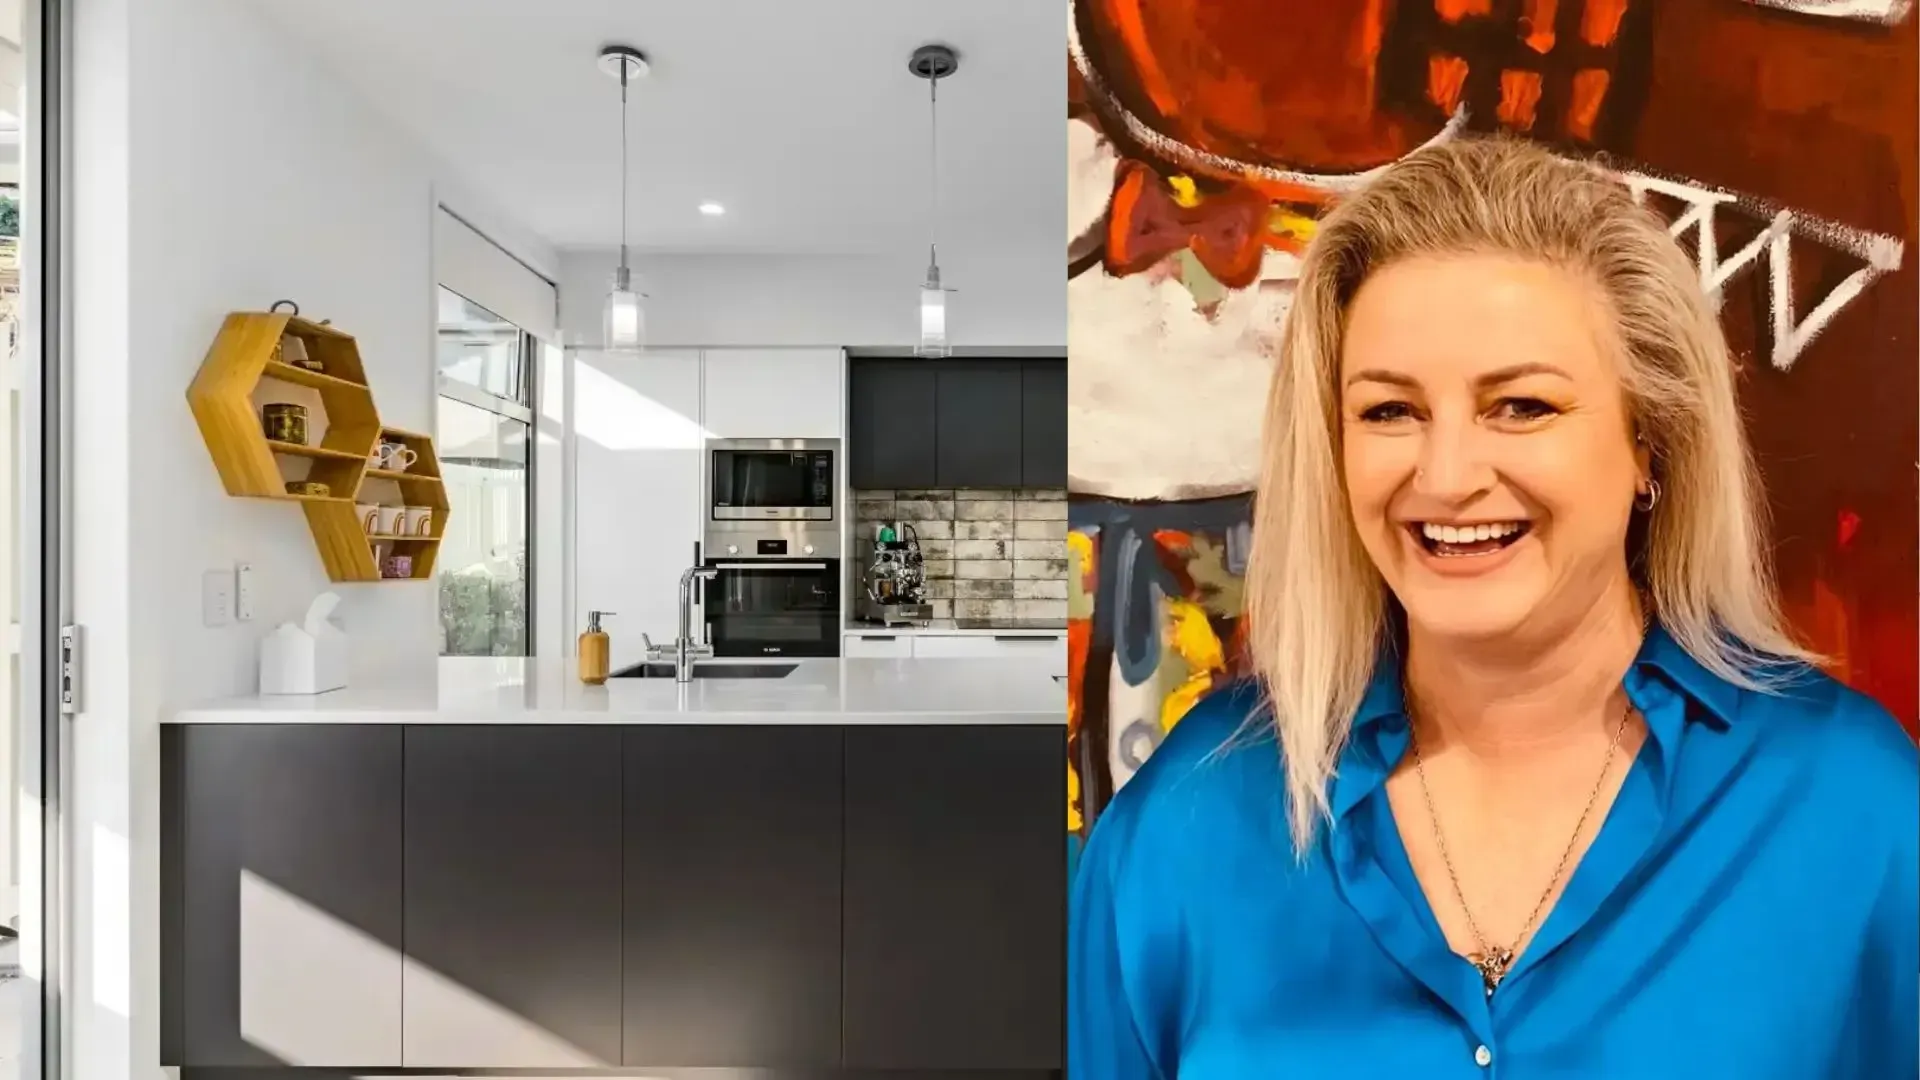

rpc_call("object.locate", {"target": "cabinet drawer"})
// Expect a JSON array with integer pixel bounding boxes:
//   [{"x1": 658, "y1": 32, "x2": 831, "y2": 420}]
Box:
[
  {"x1": 911, "y1": 634, "x2": 1065, "y2": 663},
  {"x1": 845, "y1": 633, "x2": 913, "y2": 658}
]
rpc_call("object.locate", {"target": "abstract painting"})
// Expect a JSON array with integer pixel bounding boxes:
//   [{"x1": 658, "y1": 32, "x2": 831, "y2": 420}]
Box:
[{"x1": 1066, "y1": 0, "x2": 1917, "y2": 836}]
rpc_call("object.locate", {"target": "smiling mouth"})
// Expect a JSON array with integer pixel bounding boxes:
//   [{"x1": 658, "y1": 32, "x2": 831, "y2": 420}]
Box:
[{"x1": 1409, "y1": 521, "x2": 1532, "y2": 558}]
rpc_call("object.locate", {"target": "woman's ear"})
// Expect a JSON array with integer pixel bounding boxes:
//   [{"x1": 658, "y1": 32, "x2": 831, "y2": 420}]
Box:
[{"x1": 1633, "y1": 430, "x2": 1654, "y2": 487}]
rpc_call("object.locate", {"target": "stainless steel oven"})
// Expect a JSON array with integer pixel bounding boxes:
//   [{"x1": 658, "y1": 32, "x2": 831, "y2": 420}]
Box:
[
  {"x1": 702, "y1": 439, "x2": 841, "y2": 656},
  {"x1": 703, "y1": 539, "x2": 841, "y2": 658},
  {"x1": 707, "y1": 438, "x2": 836, "y2": 522}
]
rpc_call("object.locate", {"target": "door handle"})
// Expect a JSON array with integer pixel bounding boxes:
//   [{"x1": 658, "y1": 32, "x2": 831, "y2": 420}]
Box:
[
  {"x1": 714, "y1": 562, "x2": 828, "y2": 571},
  {"x1": 994, "y1": 634, "x2": 1062, "y2": 642}
]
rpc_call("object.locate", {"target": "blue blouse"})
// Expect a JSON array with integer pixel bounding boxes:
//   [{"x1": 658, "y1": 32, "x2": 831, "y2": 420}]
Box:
[{"x1": 1069, "y1": 627, "x2": 1918, "y2": 1078}]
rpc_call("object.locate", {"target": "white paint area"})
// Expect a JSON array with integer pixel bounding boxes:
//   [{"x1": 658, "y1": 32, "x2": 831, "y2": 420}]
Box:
[
  {"x1": 1622, "y1": 170, "x2": 1905, "y2": 371},
  {"x1": 1742, "y1": 0, "x2": 1913, "y2": 23},
  {"x1": 1065, "y1": 117, "x2": 1293, "y2": 501}
]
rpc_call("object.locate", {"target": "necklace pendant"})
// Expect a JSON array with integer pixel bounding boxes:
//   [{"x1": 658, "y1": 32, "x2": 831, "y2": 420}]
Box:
[{"x1": 1468, "y1": 948, "x2": 1514, "y2": 996}]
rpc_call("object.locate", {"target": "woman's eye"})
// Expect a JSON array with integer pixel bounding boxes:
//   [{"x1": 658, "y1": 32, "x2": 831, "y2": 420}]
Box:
[
  {"x1": 1491, "y1": 397, "x2": 1557, "y2": 422},
  {"x1": 1359, "y1": 401, "x2": 1414, "y2": 423}
]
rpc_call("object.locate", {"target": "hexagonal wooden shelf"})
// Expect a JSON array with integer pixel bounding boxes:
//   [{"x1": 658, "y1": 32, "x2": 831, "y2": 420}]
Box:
[{"x1": 187, "y1": 310, "x2": 449, "y2": 582}]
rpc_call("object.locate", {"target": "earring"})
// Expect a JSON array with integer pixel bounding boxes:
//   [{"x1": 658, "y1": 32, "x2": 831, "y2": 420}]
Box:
[{"x1": 1635, "y1": 479, "x2": 1661, "y2": 512}]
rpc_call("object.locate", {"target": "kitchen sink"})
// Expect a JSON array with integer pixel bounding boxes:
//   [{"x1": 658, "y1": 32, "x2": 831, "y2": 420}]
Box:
[{"x1": 612, "y1": 662, "x2": 799, "y2": 680}]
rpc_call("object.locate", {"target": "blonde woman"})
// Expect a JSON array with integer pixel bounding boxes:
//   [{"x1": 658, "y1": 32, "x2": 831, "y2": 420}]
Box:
[{"x1": 1068, "y1": 136, "x2": 1917, "y2": 1078}]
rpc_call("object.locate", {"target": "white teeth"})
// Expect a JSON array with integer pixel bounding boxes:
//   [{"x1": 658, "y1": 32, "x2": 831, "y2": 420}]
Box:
[{"x1": 1419, "y1": 521, "x2": 1526, "y2": 547}]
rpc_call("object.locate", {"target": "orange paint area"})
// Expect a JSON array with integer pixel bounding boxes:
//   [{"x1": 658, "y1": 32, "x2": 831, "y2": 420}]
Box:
[
  {"x1": 1428, "y1": 53, "x2": 1471, "y2": 113},
  {"x1": 1567, "y1": 69, "x2": 1612, "y2": 141},
  {"x1": 1105, "y1": 0, "x2": 1184, "y2": 120},
  {"x1": 1498, "y1": 69, "x2": 1545, "y2": 130},
  {"x1": 1067, "y1": 529, "x2": 1096, "y2": 834},
  {"x1": 1080, "y1": 0, "x2": 1442, "y2": 179},
  {"x1": 1581, "y1": 0, "x2": 1630, "y2": 47},
  {"x1": 1520, "y1": 0, "x2": 1559, "y2": 54},
  {"x1": 1435, "y1": 0, "x2": 1492, "y2": 22},
  {"x1": 1104, "y1": 160, "x2": 1270, "y2": 289}
]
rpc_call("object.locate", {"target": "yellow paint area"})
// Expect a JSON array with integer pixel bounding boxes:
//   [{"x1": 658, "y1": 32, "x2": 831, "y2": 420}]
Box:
[
  {"x1": 1067, "y1": 531, "x2": 1098, "y2": 618},
  {"x1": 1167, "y1": 175, "x2": 1201, "y2": 208},
  {"x1": 1068, "y1": 759, "x2": 1083, "y2": 833},
  {"x1": 1270, "y1": 206, "x2": 1318, "y2": 242},
  {"x1": 1159, "y1": 597, "x2": 1227, "y2": 733}
]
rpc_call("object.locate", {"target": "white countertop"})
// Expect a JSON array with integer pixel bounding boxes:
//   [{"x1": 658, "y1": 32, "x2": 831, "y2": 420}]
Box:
[{"x1": 168, "y1": 657, "x2": 1067, "y2": 726}]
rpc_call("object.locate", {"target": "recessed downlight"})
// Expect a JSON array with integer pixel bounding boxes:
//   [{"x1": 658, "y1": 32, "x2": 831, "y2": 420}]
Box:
[{"x1": 698, "y1": 201, "x2": 726, "y2": 216}]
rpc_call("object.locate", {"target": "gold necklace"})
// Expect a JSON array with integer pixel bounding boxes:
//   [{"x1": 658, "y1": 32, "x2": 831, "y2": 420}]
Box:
[{"x1": 1407, "y1": 699, "x2": 1631, "y2": 997}]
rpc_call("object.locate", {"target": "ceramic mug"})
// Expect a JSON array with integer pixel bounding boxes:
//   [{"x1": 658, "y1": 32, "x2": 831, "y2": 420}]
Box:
[
  {"x1": 382, "y1": 554, "x2": 413, "y2": 579},
  {"x1": 356, "y1": 502, "x2": 381, "y2": 534},
  {"x1": 401, "y1": 505, "x2": 433, "y2": 536},
  {"x1": 375, "y1": 441, "x2": 418, "y2": 471},
  {"x1": 374, "y1": 505, "x2": 405, "y2": 535}
]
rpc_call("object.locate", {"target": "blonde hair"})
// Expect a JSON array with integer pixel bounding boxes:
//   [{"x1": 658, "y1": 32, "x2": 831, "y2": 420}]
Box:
[{"x1": 1244, "y1": 134, "x2": 1814, "y2": 855}]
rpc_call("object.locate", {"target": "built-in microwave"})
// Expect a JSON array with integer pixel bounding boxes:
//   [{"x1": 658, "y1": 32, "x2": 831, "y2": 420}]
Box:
[{"x1": 707, "y1": 438, "x2": 836, "y2": 521}]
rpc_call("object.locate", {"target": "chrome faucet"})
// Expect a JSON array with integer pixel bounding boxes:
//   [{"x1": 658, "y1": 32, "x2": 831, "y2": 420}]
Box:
[{"x1": 643, "y1": 565, "x2": 718, "y2": 682}]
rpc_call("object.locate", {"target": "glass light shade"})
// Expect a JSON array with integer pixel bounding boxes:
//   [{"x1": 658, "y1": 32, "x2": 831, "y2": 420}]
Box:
[
  {"x1": 604, "y1": 286, "x2": 644, "y2": 350},
  {"x1": 918, "y1": 285, "x2": 948, "y2": 357}
]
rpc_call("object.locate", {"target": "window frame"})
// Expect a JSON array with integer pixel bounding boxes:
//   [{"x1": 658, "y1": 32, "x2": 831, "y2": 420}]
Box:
[{"x1": 433, "y1": 284, "x2": 536, "y2": 658}]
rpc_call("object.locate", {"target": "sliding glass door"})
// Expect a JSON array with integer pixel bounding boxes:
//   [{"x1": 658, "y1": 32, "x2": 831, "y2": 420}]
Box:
[{"x1": 14, "y1": 1, "x2": 64, "y2": 1078}]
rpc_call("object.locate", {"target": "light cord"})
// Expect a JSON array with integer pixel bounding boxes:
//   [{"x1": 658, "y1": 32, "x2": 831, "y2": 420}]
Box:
[
  {"x1": 928, "y1": 72, "x2": 939, "y2": 264},
  {"x1": 619, "y1": 62, "x2": 630, "y2": 272}
]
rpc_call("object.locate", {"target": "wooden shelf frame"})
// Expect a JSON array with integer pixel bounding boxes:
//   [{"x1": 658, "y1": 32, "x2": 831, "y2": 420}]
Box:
[{"x1": 187, "y1": 311, "x2": 452, "y2": 583}]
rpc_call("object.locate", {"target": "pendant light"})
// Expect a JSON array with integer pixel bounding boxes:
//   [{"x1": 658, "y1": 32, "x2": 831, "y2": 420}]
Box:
[
  {"x1": 600, "y1": 45, "x2": 649, "y2": 350},
  {"x1": 910, "y1": 44, "x2": 958, "y2": 358}
]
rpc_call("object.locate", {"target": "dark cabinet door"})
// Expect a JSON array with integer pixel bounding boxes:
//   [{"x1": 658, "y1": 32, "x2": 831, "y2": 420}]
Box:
[
  {"x1": 403, "y1": 726, "x2": 624, "y2": 1065},
  {"x1": 849, "y1": 359, "x2": 939, "y2": 489},
  {"x1": 622, "y1": 726, "x2": 843, "y2": 1067},
  {"x1": 842, "y1": 725, "x2": 1066, "y2": 1070},
  {"x1": 935, "y1": 361, "x2": 1026, "y2": 488},
  {"x1": 1020, "y1": 359, "x2": 1068, "y2": 488},
  {"x1": 165, "y1": 724, "x2": 404, "y2": 1066}
]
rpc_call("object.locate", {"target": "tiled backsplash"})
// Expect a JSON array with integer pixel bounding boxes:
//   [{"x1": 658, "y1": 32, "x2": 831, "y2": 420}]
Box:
[{"x1": 852, "y1": 489, "x2": 1069, "y2": 622}]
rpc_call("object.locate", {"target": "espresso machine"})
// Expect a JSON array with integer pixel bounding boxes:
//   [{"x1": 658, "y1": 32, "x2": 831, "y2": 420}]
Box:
[{"x1": 858, "y1": 522, "x2": 933, "y2": 626}]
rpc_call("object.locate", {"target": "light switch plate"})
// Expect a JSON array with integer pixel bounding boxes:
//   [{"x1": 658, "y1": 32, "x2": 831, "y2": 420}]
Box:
[
  {"x1": 234, "y1": 562, "x2": 254, "y2": 621},
  {"x1": 201, "y1": 570, "x2": 233, "y2": 627}
]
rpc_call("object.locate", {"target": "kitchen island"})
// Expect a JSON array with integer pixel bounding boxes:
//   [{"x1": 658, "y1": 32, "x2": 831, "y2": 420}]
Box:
[{"x1": 161, "y1": 657, "x2": 1065, "y2": 1076}]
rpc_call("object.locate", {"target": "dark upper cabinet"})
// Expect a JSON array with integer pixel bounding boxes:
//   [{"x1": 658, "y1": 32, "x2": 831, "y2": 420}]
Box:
[
  {"x1": 1020, "y1": 360, "x2": 1068, "y2": 489},
  {"x1": 164, "y1": 724, "x2": 405, "y2": 1066},
  {"x1": 935, "y1": 361, "x2": 1026, "y2": 488},
  {"x1": 403, "y1": 726, "x2": 625, "y2": 1066},
  {"x1": 622, "y1": 726, "x2": 843, "y2": 1068},
  {"x1": 848, "y1": 359, "x2": 939, "y2": 489},
  {"x1": 849, "y1": 357, "x2": 1068, "y2": 491},
  {"x1": 842, "y1": 725, "x2": 1066, "y2": 1071}
]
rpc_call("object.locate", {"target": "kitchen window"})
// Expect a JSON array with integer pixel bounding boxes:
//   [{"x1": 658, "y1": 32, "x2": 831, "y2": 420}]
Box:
[{"x1": 436, "y1": 286, "x2": 533, "y2": 656}]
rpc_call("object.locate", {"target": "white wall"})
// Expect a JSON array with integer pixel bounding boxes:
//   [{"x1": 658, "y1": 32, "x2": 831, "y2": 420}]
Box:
[
  {"x1": 557, "y1": 248, "x2": 1064, "y2": 349},
  {"x1": 71, "y1": 0, "x2": 553, "y2": 1077}
]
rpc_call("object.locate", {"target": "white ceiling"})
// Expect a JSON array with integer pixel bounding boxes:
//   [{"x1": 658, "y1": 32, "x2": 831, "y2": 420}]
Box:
[{"x1": 249, "y1": 0, "x2": 1062, "y2": 258}]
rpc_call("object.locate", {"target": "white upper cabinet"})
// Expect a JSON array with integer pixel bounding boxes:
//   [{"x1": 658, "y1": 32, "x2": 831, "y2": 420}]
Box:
[{"x1": 700, "y1": 348, "x2": 845, "y2": 440}]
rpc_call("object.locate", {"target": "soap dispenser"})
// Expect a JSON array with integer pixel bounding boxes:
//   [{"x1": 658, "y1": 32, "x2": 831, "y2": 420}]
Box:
[{"x1": 579, "y1": 611, "x2": 614, "y2": 685}]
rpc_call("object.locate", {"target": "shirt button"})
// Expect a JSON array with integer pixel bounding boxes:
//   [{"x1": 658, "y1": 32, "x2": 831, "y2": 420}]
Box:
[{"x1": 1474, "y1": 1045, "x2": 1493, "y2": 1067}]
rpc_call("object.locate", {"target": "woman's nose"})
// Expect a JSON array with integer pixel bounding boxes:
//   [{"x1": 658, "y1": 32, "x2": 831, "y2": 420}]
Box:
[{"x1": 1411, "y1": 422, "x2": 1495, "y2": 500}]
